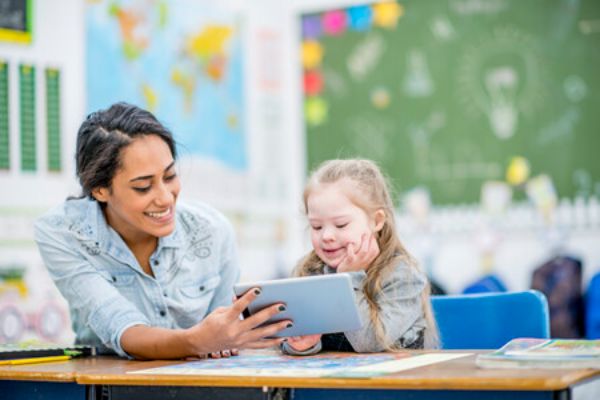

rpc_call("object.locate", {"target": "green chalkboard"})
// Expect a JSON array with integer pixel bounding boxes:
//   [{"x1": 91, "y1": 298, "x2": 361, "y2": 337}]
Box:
[{"x1": 301, "y1": 0, "x2": 600, "y2": 204}]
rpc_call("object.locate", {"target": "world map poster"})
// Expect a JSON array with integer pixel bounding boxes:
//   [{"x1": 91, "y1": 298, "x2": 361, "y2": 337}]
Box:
[{"x1": 86, "y1": 0, "x2": 246, "y2": 170}]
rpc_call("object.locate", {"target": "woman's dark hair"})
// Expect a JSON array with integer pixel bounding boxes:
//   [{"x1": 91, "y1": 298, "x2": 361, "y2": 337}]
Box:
[{"x1": 75, "y1": 102, "x2": 176, "y2": 199}]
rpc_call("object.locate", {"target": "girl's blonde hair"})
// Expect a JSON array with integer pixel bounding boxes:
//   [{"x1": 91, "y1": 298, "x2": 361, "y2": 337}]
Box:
[{"x1": 295, "y1": 159, "x2": 438, "y2": 350}]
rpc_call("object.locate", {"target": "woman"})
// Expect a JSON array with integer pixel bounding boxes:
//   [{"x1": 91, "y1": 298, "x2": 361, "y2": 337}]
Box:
[{"x1": 34, "y1": 103, "x2": 290, "y2": 359}]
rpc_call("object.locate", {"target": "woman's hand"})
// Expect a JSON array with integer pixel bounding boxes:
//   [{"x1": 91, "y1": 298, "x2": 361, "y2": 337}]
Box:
[
  {"x1": 286, "y1": 334, "x2": 322, "y2": 352},
  {"x1": 337, "y1": 233, "x2": 380, "y2": 273},
  {"x1": 184, "y1": 287, "x2": 291, "y2": 357}
]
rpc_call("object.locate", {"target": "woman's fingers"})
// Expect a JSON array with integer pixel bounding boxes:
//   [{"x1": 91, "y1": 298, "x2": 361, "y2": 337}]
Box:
[
  {"x1": 230, "y1": 287, "x2": 261, "y2": 316},
  {"x1": 240, "y1": 302, "x2": 288, "y2": 331},
  {"x1": 243, "y1": 319, "x2": 292, "y2": 343}
]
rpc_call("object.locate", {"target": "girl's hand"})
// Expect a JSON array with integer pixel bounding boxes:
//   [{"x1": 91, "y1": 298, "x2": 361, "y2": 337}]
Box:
[
  {"x1": 185, "y1": 288, "x2": 291, "y2": 357},
  {"x1": 286, "y1": 334, "x2": 322, "y2": 352},
  {"x1": 337, "y1": 233, "x2": 380, "y2": 273}
]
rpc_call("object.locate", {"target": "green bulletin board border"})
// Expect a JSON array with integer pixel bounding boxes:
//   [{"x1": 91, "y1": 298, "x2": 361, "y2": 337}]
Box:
[
  {"x1": 0, "y1": 61, "x2": 9, "y2": 169},
  {"x1": 19, "y1": 63, "x2": 36, "y2": 171},
  {"x1": 45, "y1": 68, "x2": 61, "y2": 172}
]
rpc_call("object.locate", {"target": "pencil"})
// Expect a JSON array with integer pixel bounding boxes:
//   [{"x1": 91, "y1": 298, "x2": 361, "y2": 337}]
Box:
[{"x1": 0, "y1": 355, "x2": 72, "y2": 366}]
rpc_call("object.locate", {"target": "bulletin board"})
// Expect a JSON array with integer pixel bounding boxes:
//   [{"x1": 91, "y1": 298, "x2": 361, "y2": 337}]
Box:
[
  {"x1": 300, "y1": 0, "x2": 600, "y2": 204},
  {"x1": 0, "y1": 0, "x2": 33, "y2": 44}
]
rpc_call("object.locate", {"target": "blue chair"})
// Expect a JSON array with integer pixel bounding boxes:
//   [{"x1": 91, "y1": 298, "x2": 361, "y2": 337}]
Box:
[
  {"x1": 431, "y1": 290, "x2": 550, "y2": 349},
  {"x1": 462, "y1": 273, "x2": 508, "y2": 294}
]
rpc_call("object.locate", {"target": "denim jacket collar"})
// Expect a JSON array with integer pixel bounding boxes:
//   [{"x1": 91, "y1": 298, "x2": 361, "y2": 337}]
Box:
[{"x1": 75, "y1": 199, "x2": 183, "y2": 260}]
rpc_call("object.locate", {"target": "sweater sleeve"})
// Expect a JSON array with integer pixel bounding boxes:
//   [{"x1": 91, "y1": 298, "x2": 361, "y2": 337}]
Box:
[{"x1": 343, "y1": 265, "x2": 427, "y2": 352}]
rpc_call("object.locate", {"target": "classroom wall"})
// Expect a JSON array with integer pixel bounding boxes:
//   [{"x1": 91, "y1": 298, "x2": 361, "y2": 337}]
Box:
[
  {"x1": 284, "y1": 0, "x2": 600, "y2": 294},
  {"x1": 0, "y1": 0, "x2": 84, "y2": 343},
  {"x1": 1, "y1": 0, "x2": 599, "y2": 344}
]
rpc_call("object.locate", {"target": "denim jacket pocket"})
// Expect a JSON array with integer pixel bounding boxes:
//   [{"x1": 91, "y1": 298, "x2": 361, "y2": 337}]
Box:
[
  {"x1": 180, "y1": 275, "x2": 220, "y2": 299},
  {"x1": 98, "y1": 270, "x2": 136, "y2": 287}
]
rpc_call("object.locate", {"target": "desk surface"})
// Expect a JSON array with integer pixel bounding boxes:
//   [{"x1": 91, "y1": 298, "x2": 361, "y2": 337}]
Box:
[{"x1": 0, "y1": 351, "x2": 598, "y2": 391}]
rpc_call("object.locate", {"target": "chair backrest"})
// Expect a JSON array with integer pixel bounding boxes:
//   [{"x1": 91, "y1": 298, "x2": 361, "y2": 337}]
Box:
[{"x1": 431, "y1": 290, "x2": 550, "y2": 349}]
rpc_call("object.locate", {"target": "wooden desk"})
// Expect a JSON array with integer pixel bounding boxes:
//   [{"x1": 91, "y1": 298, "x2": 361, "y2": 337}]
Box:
[{"x1": 1, "y1": 351, "x2": 598, "y2": 400}]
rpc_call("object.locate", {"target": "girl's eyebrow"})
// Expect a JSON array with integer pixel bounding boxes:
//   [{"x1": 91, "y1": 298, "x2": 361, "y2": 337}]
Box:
[
  {"x1": 129, "y1": 161, "x2": 175, "y2": 182},
  {"x1": 309, "y1": 214, "x2": 351, "y2": 222}
]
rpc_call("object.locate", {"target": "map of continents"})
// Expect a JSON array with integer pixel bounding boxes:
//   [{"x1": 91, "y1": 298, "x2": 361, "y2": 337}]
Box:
[{"x1": 86, "y1": 0, "x2": 246, "y2": 170}]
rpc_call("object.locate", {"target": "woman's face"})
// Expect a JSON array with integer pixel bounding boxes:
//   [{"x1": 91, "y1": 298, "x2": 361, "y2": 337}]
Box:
[{"x1": 92, "y1": 134, "x2": 180, "y2": 244}]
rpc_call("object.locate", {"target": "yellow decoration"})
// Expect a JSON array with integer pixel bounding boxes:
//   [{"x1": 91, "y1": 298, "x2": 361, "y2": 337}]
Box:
[
  {"x1": 506, "y1": 156, "x2": 530, "y2": 186},
  {"x1": 305, "y1": 97, "x2": 328, "y2": 126},
  {"x1": 302, "y1": 40, "x2": 324, "y2": 70},
  {"x1": 372, "y1": 2, "x2": 404, "y2": 29}
]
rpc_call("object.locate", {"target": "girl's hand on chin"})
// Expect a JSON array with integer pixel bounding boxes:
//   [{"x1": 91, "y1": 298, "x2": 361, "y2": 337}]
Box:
[{"x1": 337, "y1": 233, "x2": 380, "y2": 273}]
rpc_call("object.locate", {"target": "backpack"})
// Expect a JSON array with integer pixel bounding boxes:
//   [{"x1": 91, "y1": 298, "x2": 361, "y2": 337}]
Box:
[{"x1": 531, "y1": 255, "x2": 584, "y2": 338}]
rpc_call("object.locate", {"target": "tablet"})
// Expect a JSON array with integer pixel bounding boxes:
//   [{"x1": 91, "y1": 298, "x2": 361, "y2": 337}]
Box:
[{"x1": 233, "y1": 274, "x2": 362, "y2": 338}]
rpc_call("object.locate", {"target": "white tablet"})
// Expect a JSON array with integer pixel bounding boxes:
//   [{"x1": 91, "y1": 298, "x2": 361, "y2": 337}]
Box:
[{"x1": 233, "y1": 274, "x2": 363, "y2": 338}]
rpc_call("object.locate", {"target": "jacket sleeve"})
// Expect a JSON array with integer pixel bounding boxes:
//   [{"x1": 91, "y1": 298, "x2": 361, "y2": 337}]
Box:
[
  {"x1": 344, "y1": 265, "x2": 427, "y2": 352},
  {"x1": 34, "y1": 219, "x2": 150, "y2": 358}
]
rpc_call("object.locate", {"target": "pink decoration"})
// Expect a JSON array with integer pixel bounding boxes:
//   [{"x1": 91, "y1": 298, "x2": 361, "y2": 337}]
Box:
[{"x1": 322, "y1": 10, "x2": 347, "y2": 36}]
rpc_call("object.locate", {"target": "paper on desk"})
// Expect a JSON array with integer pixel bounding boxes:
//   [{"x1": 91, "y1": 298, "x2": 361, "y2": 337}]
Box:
[
  {"x1": 129, "y1": 352, "x2": 472, "y2": 378},
  {"x1": 330, "y1": 353, "x2": 472, "y2": 378}
]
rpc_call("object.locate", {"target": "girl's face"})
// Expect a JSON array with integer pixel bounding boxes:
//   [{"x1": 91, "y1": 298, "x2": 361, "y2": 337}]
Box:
[
  {"x1": 92, "y1": 134, "x2": 180, "y2": 244},
  {"x1": 306, "y1": 181, "x2": 384, "y2": 268}
]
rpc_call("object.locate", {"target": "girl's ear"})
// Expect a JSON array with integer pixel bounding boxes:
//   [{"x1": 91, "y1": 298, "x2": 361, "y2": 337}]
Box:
[
  {"x1": 373, "y1": 209, "x2": 386, "y2": 232},
  {"x1": 91, "y1": 187, "x2": 110, "y2": 203}
]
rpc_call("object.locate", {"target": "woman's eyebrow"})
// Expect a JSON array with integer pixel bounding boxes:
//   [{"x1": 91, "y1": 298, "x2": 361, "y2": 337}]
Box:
[{"x1": 129, "y1": 161, "x2": 175, "y2": 182}]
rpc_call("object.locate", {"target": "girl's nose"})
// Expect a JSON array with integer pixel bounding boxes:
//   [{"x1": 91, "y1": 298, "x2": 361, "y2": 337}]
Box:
[{"x1": 321, "y1": 227, "x2": 335, "y2": 241}]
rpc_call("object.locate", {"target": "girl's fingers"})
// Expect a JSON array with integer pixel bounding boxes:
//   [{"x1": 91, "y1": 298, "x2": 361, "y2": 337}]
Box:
[
  {"x1": 359, "y1": 234, "x2": 368, "y2": 254},
  {"x1": 243, "y1": 338, "x2": 286, "y2": 349}
]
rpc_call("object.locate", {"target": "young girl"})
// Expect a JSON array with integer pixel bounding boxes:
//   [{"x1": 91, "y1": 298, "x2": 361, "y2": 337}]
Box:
[{"x1": 282, "y1": 159, "x2": 438, "y2": 355}]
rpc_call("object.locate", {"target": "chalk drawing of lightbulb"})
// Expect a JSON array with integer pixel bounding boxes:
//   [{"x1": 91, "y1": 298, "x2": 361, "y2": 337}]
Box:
[
  {"x1": 484, "y1": 66, "x2": 518, "y2": 139},
  {"x1": 457, "y1": 28, "x2": 546, "y2": 141}
]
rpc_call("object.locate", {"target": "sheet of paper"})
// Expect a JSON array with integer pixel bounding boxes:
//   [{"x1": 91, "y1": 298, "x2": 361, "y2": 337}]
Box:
[
  {"x1": 331, "y1": 353, "x2": 472, "y2": 377},
  {"x1": 130, "y1": 352, "x2": 472, "y2": 378}
]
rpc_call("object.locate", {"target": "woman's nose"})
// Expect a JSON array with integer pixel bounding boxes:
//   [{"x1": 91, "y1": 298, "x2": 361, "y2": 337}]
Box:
[{"x1": 155, "y1": 183, "x2": 174, "y2": 205}]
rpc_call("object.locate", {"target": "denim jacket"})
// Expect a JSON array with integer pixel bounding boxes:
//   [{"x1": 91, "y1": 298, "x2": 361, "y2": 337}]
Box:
[{"x1": 34, "y1": 198, "x2": 239, "y2": 357}]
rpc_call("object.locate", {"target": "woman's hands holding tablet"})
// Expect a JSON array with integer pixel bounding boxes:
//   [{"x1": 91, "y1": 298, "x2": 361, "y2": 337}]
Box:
[{"x1": 185, "y1": 287, "x2": 292, "y2": 357}]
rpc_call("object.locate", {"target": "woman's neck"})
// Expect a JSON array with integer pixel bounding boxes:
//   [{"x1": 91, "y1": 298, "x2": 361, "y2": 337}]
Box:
[
  {"x1": 126, "y1": 237, "x2": 157, "y2": 277},
  {"x1": 103, "y1": 209, "x2": 158, "y2": 277}
]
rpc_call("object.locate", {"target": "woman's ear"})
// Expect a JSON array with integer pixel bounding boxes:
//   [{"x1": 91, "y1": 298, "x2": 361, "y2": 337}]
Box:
[
  {"x1": 373, "y1": 209, "x2": 386, "y2": 232},
  {"x1": 91, "y1": 187, "x2": 110, "y2": 203}
]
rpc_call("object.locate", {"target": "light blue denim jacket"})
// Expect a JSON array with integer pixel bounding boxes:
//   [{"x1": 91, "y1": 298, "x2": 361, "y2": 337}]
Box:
[{"x1": 34, "y1": 198, "x2": 239, "y2": 358}]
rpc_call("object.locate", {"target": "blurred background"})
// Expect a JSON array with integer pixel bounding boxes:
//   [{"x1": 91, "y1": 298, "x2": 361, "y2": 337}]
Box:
[{"x1": 0, "y1": 0, "x2": 598, "y2": 344}]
